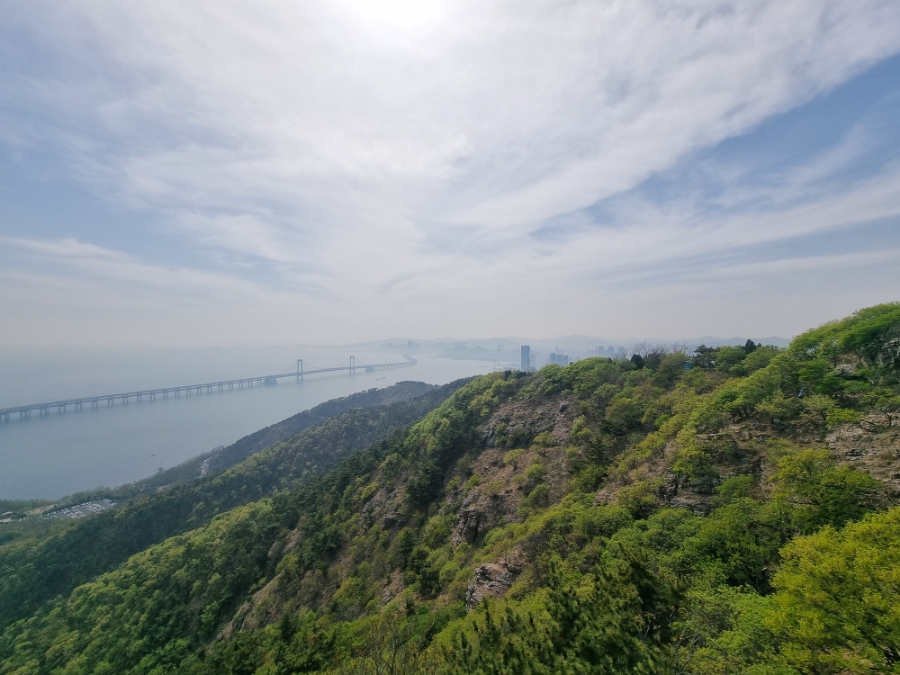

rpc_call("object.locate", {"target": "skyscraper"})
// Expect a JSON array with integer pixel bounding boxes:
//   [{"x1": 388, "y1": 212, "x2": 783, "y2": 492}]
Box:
[{"x1": 520, "y1": 345, "x2": 531, "y2": 372}]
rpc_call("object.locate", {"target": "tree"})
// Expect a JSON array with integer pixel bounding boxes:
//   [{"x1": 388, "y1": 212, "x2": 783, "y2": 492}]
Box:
[
  {"x1": 772, "y1": 449, "x2": 882, "y2": 534},
  {"x1": 693, "y1": 345, "x2": 717, "y2": 369},
  {"x1": 716, "y1": 346, "x2": 748, "y2": 374},
  {"x1": 446, "y1": 554, "x2": 677, "y2": 675},
  {"x1": 768, "y1": 508, "x2": 900, "y2": 674},
  {"x1": 631, "y1": 354, "x2": 645, "y2": 369}
]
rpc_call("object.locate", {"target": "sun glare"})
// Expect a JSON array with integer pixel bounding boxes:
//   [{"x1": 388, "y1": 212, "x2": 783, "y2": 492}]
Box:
[{"x1": 336, "y1": 0, "x2": 447, "y2": 35}]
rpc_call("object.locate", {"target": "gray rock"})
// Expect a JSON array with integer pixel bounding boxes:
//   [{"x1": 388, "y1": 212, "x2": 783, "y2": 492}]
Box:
[
  {"x1": 456, "y1": 508, "x2": 480, "y2": 544},
  {"x1": 466, "y1": 562, "x2": 520, "y2": 609}
]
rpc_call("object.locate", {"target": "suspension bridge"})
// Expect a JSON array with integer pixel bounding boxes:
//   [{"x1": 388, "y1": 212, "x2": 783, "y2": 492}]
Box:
[{"x1": 0, "y1": 355, "x2": 416, "y2": 423}]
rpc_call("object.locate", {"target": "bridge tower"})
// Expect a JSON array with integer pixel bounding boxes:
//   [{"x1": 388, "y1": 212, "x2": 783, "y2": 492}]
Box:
[
  {"x1": 350, "y1": 355, "x2": 355, "y2": 375},
  {"x1": 297, "y1": 359, "x2": 304, "y2": 382}
]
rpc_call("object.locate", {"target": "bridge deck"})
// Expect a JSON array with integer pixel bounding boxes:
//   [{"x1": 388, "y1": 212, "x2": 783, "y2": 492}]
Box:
[{"x1": 0, "y1": 357, "x2": 416, "y2": 421}]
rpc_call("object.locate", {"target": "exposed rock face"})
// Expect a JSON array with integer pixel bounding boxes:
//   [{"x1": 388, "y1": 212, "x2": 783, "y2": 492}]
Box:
[
  {"x1": 456, "y1": 508, "x2": 481, "y2": 544},
  {"x1": 466, "y1": 560, "x2": 521, "y2": 609},
  {"x1": 688, "y1": 474, "x2": 718, "y2": 494},
  {"x1": 480, "y1": 401, "x2": 562, "y2": 452},
  {"x1": 876, "y1": 336, "x2": 900, "y2": 371},
  {"x1": 220, "y1": 575, "x2": 279, "y2": 639},
  {"x1": 827, "y1": 420, "x2": 900, "y2": 495},
  {"x1": 835, "y1": 361, "x2": 862, "y2": 378},
  {"x1": 593, "y1": 489, "x2": 616, "y2": 506},
  {"x1": 667, "y1": 494, "x2": 713, "y2": 516},
  {"x1": 452, "y1": 486, "x2": 519, "y2": 546},
  {"x1": 379, "y1": 508, "x2": 400, "y2": 529},
  {"x1": 381, "y1": 570, "x2": 404, "y2": 604}
]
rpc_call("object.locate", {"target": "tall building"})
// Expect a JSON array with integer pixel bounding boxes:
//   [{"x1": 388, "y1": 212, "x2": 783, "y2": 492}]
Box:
[
  {"x1": 548, "y1": 352, "x2": 569, "y2": 366},
  {"x1": 520, "y1": 345, "x2": 531, "y2": 371}
]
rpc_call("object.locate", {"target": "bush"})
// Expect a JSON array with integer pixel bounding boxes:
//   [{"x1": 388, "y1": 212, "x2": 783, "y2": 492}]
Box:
[
  {"x1": 525, "y1": 463, "x2": 547, "y2": 483},
  {"x1": 617, "y1": 480, "x2": 661, "y2": 518},
  {"x1": 503, "y1": 449, "x2": 525, "y2": 469},
  {"x1": 524, "y1": 484, "x2": 552, "y2": 509}
]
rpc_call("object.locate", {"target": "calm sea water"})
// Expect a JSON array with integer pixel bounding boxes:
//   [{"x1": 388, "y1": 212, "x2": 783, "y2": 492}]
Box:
[{"x1": 0, "y1": 347, "x2": 510, "y2": 500}]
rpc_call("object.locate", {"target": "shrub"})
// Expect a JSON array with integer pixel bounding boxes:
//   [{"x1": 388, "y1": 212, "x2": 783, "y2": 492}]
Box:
[
  {"x1": 525, "y1": 463, "x2": 546, "y2": 483},
  {"x1": 616, "y1": 480, "x2": 661, "y2": 518},
  {"x1": 503, "y1": 449, "x2": 525, "y2": 469},
  {"x1": 524, "y1": 484, "x2": 551, "y2": 509},
  {"x1": 482, "y1": 480, "x2": 505, "y2": 497}
]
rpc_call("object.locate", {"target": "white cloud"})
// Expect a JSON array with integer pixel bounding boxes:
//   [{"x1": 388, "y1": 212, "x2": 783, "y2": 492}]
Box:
[{"x1": 1, "y1": 0, "x2": 899, "y2": 345}]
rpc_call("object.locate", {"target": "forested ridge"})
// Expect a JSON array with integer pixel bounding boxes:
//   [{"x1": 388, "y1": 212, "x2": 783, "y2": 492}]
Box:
[
  {"x1": 112, "y1": 381, "x2": 443, "y2": 496},
  {"x1": 0, "y1": 380, "x2": 468, "y2": 631},
  {"x1": 2, "y1": 304, "x2": 900, "y2": 674}
]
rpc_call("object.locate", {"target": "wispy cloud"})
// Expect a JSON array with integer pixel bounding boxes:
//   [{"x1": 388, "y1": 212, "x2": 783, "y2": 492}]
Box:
[
  {"x1": 1, "y1": 0, "x2": 899, "y2": 346},
  {"x1": 1, "y1": 236, "x2": 276, "y2": 300}
]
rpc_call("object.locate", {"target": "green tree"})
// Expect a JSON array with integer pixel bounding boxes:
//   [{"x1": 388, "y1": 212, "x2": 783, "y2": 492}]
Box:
[
  {"x1": 446, "y1": 553, "x2": 678, "y2": 675},
  {"x1": 692, "y1": 345, "x2": 717, "y2": 369},
  {"x1": 681, "y1": 498, "x2": 783, "y2": 592},
  {"x1": 743, "y1": 345, "x2": 780, "y2": 373},
  {"x1": 767, "y1": 508, "x2": 900, "y2": 674},
  {"x1": 772, "y1": 449, "x2": 882, "y2": 533},
  {"x1": 716, "y1": 346, "x2": 748, "y2": 374}
]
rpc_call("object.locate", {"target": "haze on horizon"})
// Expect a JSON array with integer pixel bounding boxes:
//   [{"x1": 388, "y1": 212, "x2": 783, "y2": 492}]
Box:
[{"x1": 2, "y1": 1, "x2": 900, "y2": 350}]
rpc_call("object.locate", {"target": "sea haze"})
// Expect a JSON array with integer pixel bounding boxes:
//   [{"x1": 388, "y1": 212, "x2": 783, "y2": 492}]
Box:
[{"x1": 0, "y1": 347, "x2": 504, "y2": 500}]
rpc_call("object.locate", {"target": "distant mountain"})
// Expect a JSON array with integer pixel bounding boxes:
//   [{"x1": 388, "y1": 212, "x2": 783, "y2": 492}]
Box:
[{"x1": 346, "y1": 333, "x2": 791, "y2": 353}]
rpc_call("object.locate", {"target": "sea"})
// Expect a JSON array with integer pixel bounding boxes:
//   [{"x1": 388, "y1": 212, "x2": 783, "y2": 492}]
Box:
[{"x1": 0, "y1": 346, "x2": 508, "y2": 500}]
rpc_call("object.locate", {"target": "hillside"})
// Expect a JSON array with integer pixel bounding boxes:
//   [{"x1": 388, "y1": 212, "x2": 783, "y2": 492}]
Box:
[
  {"x1": 117, "y1": 381, "x2": 442, "y2": 495},
  {"x1": 0, "y1": 379, "x2": 469, "y2": 631},
  {"x1": 1, "y1": 304, "x2": 899, "y2": 674}
]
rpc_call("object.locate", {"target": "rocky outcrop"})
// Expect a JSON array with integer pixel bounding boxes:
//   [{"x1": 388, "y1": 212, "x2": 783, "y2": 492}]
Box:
[
  {"x1": 465, "y1": 560, "x2": 522, "y2": 609},
  {"x1": 827, "y1": 420, "x2": 900, "y2": 495},
  {"x1": 456, "y1": 508, "x2": 481, "y2": 544},
  {"x1": 381, "y1": 570, "x2": 404, "y2": 604},
  {"x1": 875, "y1": 336, "x2": 900, "y2": 372}
]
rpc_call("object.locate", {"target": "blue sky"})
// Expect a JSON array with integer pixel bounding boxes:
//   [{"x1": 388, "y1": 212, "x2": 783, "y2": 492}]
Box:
[{"x1": 1, "y1": 1, "x2": 899, "y2": 348}]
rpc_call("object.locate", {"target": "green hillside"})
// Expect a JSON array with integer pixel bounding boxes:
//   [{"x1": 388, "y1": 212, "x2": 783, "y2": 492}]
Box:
[
  {"x1": 0, "y1": 380, "x2": 469, "y2": 631},
  {"x1": 2, "y1": 304, "x2": 899, "y2": 675}
]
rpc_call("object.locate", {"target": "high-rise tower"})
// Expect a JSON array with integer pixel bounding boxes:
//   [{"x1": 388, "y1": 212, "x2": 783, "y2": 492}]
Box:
[{"x1": 520, "y1": 345, "x2": 531, "y2": 372}]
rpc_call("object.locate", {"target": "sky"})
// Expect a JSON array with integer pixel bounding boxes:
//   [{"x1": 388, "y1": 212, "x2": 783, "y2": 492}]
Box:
[{"x1": 1, "y1": 0, "x2": 900, "y2": 348}]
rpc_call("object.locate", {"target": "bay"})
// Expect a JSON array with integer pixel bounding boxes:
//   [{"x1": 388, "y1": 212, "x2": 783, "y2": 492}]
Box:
[{"x1": 0, "y1": 346, "x2": 509, "y2": 500}]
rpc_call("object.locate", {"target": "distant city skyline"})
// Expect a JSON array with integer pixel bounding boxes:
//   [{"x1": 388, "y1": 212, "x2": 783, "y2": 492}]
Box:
[
  {"x1": 2, "y1": 2, "x2": 899, "y2": 349},
  {"x1": 346, "y1": 334, "x2": 792, "y2": 351}
]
